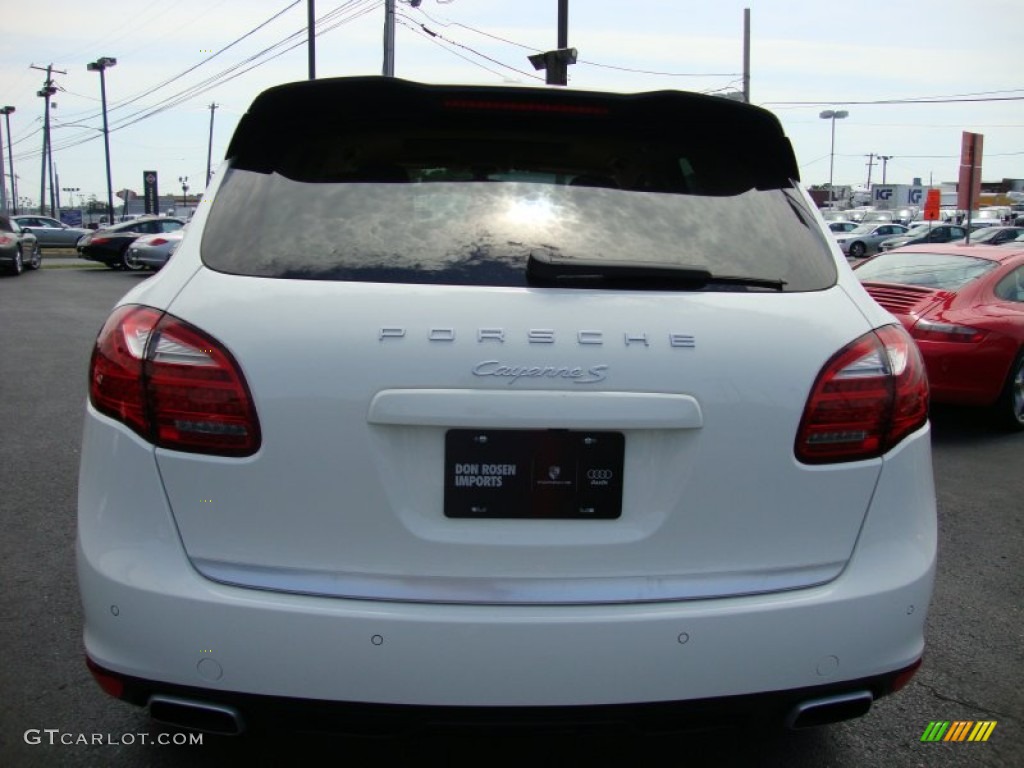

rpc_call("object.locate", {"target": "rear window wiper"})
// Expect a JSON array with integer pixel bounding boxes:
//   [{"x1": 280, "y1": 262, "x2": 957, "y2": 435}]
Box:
[{"x1": 525, "y1": 253, "x2": 786, "y2": 291}]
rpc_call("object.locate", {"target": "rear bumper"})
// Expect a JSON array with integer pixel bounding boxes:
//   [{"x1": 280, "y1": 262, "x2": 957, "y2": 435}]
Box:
[
  {"x1": 78, "y1": 411, "x2": 936, "y2": 715},
  {"x1": 87, "y1": 656, "x2": 917, "y2": 735}
]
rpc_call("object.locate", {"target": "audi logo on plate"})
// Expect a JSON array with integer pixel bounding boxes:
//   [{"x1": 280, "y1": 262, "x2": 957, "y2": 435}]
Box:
[{"x1": 587, "y1": 469, "x2": 614, "y2": 481}]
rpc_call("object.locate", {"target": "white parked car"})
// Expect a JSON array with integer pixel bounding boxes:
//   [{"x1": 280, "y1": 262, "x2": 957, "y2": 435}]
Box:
[{"x1": 78, "y1": 77, "x2": 936, "y2": 735}]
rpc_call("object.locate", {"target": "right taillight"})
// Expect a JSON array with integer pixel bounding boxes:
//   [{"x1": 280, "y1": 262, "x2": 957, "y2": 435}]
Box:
[
  {"x1": 795, "y1": 324, "x2": 929, "y2": 464},
  {"x1": 911, "y1": 318, "x2": 987, "y2": 344},
  {"x1": 90, "y1": 305, "x2": 261, "y2": 456}
]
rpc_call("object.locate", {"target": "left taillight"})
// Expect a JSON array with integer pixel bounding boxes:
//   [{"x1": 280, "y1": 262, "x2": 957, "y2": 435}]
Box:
[{"x1": 90, "y1": 305, "x2": 261, "y2": 456}]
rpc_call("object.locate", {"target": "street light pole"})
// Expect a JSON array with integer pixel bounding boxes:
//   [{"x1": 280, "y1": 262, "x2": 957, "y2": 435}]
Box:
[
  {"x1": 87, "y1": 57, "x2": 117, "y2": 225},
  {"x1": 878, "y1": 155, "x2": 893, "y2": 185},
  {"x1": 179, "y1": 176, "x2": 189, "y2": 217},
  {"x1": 1, "y1": 107, "x2": 15, "y2": 214},
  {"x1": 819, "y1": 109, "x2": 849, "y2": 207}
]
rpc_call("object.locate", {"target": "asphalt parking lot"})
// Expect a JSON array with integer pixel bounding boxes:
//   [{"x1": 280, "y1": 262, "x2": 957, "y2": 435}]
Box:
[{"x1": 0, "y1": 265, "x2": 1021, "y2": 767}]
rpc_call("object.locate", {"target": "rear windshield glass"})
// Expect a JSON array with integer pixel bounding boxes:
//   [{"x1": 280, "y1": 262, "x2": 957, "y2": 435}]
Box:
[
  {"x1": 855, "y1": 251, "x2": 998, "y2": 291},
  {"x1": 202, "y1": 128, "x2": 835, "y2": 292}
]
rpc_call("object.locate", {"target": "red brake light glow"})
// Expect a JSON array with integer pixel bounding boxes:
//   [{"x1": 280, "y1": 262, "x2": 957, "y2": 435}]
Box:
[
  {"x1": 90, "y1": 305, "x2": 261, "y2": 456},
  {"x1": 442, "y1": 98, "x2": 609, "y2": 116},
  {"x1": 795, "y1": 324, "x2": 929, "y2": 464}
]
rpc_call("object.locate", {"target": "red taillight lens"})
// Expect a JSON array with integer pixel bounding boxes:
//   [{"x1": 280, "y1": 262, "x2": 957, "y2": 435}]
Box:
[
  {"x1": 89, "y1": 305, "x2": 261, "y2": 456},
  {"x1": 889, "y1": 657, "x2": 923, "y2": 693},
  {"x1": 90, "y1": 306, "x2": 158, "y2": 435},
  {"x1": 0, "y1": 235, "x2": 13, "y2": 246},
  {"x1": 146, "y1": 237, "x2": 169, "y2": 246},
  {"x1": 911, "y1": 318, "x2": 987, "y2": 344},
  {"x1": 86, "y1": 656, "x2": 125, "y2": 699},
  {"x1": 90, "y1": 236, "x2": 111, "y2": 244},
  {"x1": 795, "y1": 324, "x2": 929, "y2": 464}
]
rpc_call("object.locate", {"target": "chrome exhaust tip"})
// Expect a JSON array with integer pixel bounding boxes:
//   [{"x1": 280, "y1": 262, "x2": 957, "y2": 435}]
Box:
[
  {"x1": 785, "y1": 690, "x2": 873, "y2": 729},
  {"x1": 148, "y1": 695, "x2": 245, "y2": 736}
]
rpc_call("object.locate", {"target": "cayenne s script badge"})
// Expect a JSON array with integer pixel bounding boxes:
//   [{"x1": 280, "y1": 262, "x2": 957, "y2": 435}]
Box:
[{"x1": 471, "y1": 360, "x2": 609, "y2": 385}]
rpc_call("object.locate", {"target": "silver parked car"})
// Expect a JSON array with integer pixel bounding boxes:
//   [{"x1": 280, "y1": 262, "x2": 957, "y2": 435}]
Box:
[
  {"x1": 11, "y1": 215, "x2": 91, "y2": 249},
  {"x1": 0, "y1": 215, "x2": 42, "y2": 275},
  {"x1": 833, "y1": 223, "x2": 909, "y2": 258},
  {"x1": 125, "y1": 230, "x2": 185, "y2": 270}
]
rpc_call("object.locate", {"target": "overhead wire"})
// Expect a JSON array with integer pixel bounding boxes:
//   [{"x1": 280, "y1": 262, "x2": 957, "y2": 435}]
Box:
[
  {"x1": 56, "y1": 0, "x2": 304, "y2": 124},
  {"x1": 14, "y1": 0, "x2": 382, "y2": 163},
  {"x1": 404, "y1": 4, "x2": 741, "y2": 79},
  {"x1": 396, "y1": 16, "x2": 543, "y2": 81}
]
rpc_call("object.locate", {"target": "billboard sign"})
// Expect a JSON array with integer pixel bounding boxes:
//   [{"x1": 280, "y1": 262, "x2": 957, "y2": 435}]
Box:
[{"x1": 60, "y1": 209, "x2": 83, "y2": 227}]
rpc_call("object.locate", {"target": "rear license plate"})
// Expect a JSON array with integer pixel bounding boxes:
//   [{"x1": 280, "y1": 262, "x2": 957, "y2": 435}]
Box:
[{"x1": 444, "y1": 429, "x2": 624, "y2": 519}]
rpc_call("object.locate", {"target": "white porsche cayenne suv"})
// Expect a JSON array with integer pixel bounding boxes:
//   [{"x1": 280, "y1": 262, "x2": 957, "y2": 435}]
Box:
[{"x1": 78, "y1": 77, "x2": 936, "y2": 735}]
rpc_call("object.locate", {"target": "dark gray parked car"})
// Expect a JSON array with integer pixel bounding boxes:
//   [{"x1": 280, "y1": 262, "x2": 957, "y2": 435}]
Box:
[
  {"x1": 879, "y1": 223, "x2": 968, "y2": 252},
  {"x1": 77, "y1": 216, "x2": 185, "y2": 270},
  {"x1": 11, "y1": 215, "x2": 91, "y2": 249},
  {"x1": 0, "y1": 215, "x2": 42, "y2": 275}
]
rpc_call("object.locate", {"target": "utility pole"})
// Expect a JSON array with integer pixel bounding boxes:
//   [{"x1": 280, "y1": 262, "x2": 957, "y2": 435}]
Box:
[
  {"x1": 0, "y1": 107, "x2": 8, "y2": 214},
  {"x1": 32, "y1": 64, "x2": 64, "y2": 216},
  {"x1": 307, "y1": 0, "x2": 316, "y2": 79},
  {"x1": 864, "y1": 153, "x2": 877, "y2": 189},
  {"x1": 383, "y1": 0, "x2": 395, "y2": 76},
  {"x1": 878, "y1": 155, "x2": 893, "y2": 184},
  {"x1": 206, "y1": 103, "x2": 219, "y2": 186},
  {"x1": 527, "y1": 0, "x2": 576, "y2": 86},
  {"x1": 1, "y1": 107, "x2": 15, "y2": 214},
  {"x1": 742, "y1": 8, "x2": 751, "y2": 103}
]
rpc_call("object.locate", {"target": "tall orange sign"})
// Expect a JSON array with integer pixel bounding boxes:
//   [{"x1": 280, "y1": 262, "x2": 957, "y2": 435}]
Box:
[
  {"x1": 923, "y1": 189, "x2": 941, "y2": 221},
  {"x1": 957, "y1": 132, "x2": 983, "y2": 212}
]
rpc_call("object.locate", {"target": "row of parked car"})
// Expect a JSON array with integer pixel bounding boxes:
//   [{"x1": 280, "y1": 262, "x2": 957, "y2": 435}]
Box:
[
  {"x1": 0, "y1": 214, "x2": 186, "y2": 275},
  {"x1": 827, "y1": 218, "x2": 1024, "y2": 259}
]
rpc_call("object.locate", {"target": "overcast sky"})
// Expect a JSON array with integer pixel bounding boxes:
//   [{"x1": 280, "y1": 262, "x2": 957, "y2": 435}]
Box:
[{"x1": 2, "y1": 0, "x2": 1022, "y2": 208}]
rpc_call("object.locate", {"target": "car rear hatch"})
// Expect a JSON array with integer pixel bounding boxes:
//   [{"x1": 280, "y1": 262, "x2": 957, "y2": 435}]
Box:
[{"x1": 148, "y1": 78, "x2": 887, "y2": 605}]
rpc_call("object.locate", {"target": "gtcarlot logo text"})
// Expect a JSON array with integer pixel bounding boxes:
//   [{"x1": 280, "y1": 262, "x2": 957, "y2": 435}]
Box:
[{"x1": 24, "y1": 729, "x2": 203, "y2": 746}]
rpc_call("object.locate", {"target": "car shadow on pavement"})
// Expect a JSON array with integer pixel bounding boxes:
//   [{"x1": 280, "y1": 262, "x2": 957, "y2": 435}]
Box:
[
  {"x1": 139, "y1": 721, "x2": 831, "y2": 767},
  {"x1": 928, "y1": 405, "x2": 1021, "y2": 446}
]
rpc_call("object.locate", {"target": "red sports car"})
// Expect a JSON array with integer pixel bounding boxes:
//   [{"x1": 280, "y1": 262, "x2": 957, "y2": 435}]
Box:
[{"x1": 854, "y1": 244, "x2": 1024, "y2": 429}]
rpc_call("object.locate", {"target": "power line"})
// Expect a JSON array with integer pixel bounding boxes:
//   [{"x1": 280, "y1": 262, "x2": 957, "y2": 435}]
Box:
[
  {"x1": 765, "y1": 94, "x2": 1024, "y2": 107},
  {"x1": 397, "y1": 18, "x2": 544, "y2": 81},
  {"x1": 398, "y1": 19, "x2": 510, "y2": 80},
  {"x1": 401, "y1": 6, "x2": 741, "y2": 79},
  {"x1": 14, "y1": 1, "x2": 381, "y2": 163},
  {"x1": 56, "y1": 1, "x2": 304, "y2": 125}
]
